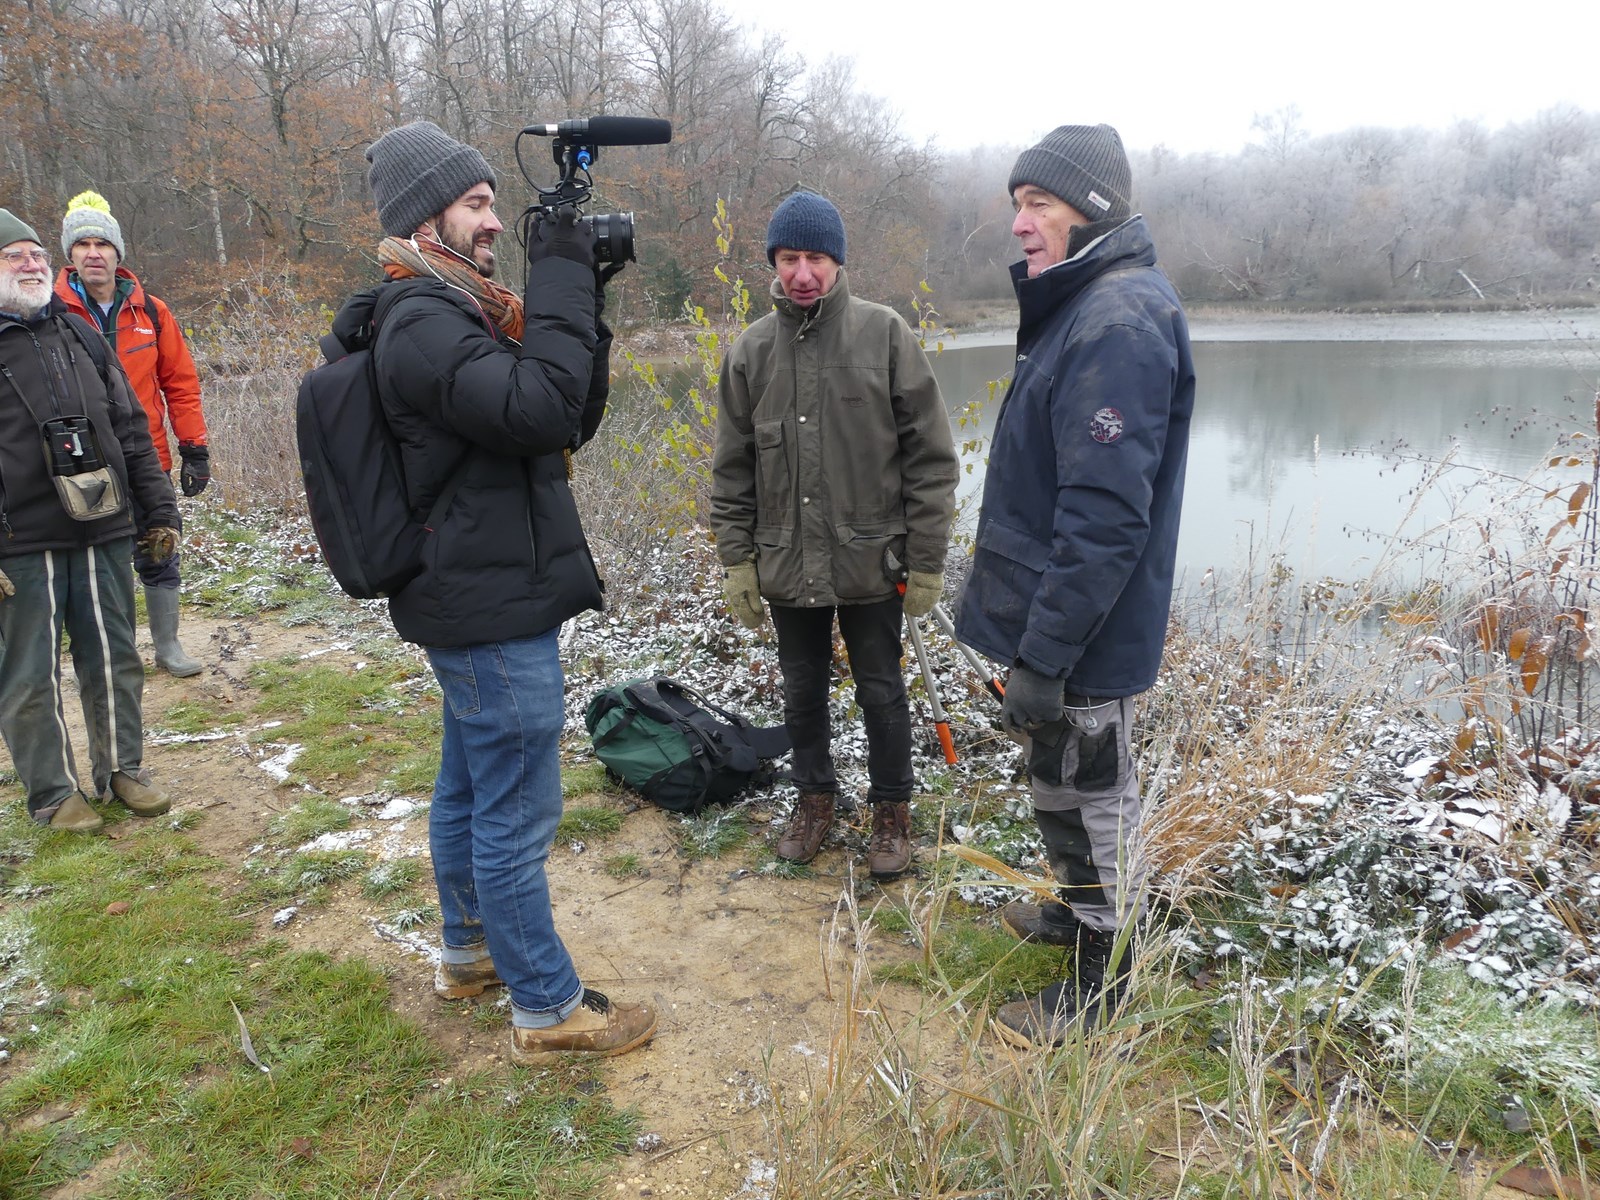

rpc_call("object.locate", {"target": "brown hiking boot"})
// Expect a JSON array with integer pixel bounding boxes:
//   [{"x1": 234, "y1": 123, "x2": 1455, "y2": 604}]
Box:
[
  {"x1": 1000, "y1": 900, "x2": 1084, "y2": 947},
  {"x1": 434, "y1": 956, "x2": 504, "y2": 999},
  {"x1": 775, "y1": 791, "x2": 835, "y2": 863},
  {"x1": 867, "y1": 800, "x2": 913, "y2": 878},
  {"x1": 46, "y1": 791, "x2": 105, "y2": 833},
  {"x1": 108, "y1": 770, "x2": 171, "y2": 817},
  {"x1": 510, "y1": 988, "x2": 658, "y2": 1065}
]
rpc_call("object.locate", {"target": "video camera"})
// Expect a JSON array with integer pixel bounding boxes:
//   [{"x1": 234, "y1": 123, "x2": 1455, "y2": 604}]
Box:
[{"x1": 516, "y1": 116, "x2": 673, "y2": 272}]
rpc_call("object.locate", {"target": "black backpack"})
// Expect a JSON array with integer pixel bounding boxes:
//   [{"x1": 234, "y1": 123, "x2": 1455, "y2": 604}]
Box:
[
  {"x1": 585, "y1": 677, "x2": 791, "y2": 813},
  {"x1": 295, "y1": 282, "x2": 466, "y2": 599}
]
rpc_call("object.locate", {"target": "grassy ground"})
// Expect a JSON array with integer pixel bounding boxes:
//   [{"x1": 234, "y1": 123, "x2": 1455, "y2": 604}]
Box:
[
  {"x1": 0, "y1": 804, "x2": 636, "y2": 1199},
  {"x1": 4, "y1": 489, "x2": 1600, "y2": 1196}
]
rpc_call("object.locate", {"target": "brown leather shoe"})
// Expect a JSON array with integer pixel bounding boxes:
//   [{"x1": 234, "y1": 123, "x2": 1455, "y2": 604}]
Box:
[
  {"x1": 46, "y1": 791, "x2": 105, "y2": 833},
  {"x1": 434, "y1": 956, "x2": 504, "y2": 999},
  {"x1": 867, "y1": 800, "x2": 913, "y2": 878},
  {"x1": 510, "y1": 988, "x2": 658, "y2": 1065},
  {"x1": 108, "y1": 770, "x2": 170, "y2": 817},
  {"x1": 774, "y1": 791, "x2": 835, "y2": 863}
]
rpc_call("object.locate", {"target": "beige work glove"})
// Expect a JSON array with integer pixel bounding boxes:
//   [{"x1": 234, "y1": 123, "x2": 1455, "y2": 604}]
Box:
[
  {"x1": 137, "y1": 526, "x2": 179, "y2": 564},
  {"x1": 0, "y1": 567, "x2": 13, "y2": 602},
  {"x1": 723, "y1": 560, "x2": 765, "y2": 630},
  {"x1": 901, "y1": 569, "x2": 942, "y2": 618}
]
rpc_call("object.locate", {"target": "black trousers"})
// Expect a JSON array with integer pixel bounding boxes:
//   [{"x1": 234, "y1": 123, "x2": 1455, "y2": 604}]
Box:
[{"x1": 770, "y1": 597, "x2": 914, "y2": 804}]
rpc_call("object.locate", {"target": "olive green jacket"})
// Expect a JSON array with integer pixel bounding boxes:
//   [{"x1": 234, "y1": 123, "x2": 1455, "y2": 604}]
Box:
[{"x1": 710, "y1": 272, "x2": 958, "y2": 606}]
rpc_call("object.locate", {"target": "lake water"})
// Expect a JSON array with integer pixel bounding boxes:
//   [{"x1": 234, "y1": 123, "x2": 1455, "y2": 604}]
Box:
[{"x1": 933, "y1": 310, "x2": 1600, "y2": 585}]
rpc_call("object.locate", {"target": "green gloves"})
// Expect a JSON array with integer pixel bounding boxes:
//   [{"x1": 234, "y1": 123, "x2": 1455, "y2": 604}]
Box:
[
  {"x1": 901, "y1": 569, "x2": 942, "y2": 618},
  {"x1": 723, "y1": 560, "x2": 764, "y2": 630}
]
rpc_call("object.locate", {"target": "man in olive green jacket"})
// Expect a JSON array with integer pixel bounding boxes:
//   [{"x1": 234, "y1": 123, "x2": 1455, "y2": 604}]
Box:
[{"x1": 710, "y1": 190, "x2": 958, "y2": 878}]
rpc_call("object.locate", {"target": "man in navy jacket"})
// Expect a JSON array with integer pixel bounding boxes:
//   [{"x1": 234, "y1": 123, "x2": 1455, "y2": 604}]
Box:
[{"x1": 954, "y1": 124, "x2": 1195, "y2": 1048}]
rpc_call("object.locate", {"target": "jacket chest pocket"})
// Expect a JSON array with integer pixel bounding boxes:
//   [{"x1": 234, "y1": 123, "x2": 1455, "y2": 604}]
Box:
[{"x1": 753, "y1": 419, "x2": 793, "y2": 521}]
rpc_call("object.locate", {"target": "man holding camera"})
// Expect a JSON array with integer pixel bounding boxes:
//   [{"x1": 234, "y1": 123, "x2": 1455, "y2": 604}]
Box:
[
  {"x1": 0, "y1": 208, "x2": 180, "y2": 831},
  {"x1": 711, "y1": 191, "x2": 958, "y2": 879},
  {"x1": 54, "y1": 190, "x2": 211, "y2": 678},
  {"x1": 955, "y1": 125, "x2": 1195, "y2": 1048},
  {"x1": 356, "y1": 121, "x2": 654, "y2": 1064}
]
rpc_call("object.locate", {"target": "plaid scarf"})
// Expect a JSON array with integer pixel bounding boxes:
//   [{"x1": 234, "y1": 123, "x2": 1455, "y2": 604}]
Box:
[{"x1": 377, "y1": 235, "x2": 523, "y2": 343}]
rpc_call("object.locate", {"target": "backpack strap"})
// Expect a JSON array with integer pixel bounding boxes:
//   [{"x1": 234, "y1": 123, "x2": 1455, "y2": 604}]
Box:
[
  {"x1": 646, "y1": 678, "x2": 790, "y2": 761},
  {"x1": 362, "y1": 280, "x2": 472, "y2": 531},
  {"x1": 656, "y1": 678, "x2": 792, "y2": 760},
  {"x1": 61, "y1": 312, "x2": 113, "y2": 387}
]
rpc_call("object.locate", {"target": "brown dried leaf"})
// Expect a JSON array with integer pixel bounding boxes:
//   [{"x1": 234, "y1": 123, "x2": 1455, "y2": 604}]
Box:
[
  {"x1": 1522, "y1": 638, "x2": 1552, "y2": 696},
  {"x1": 1389, "y1": 610, "x2": 1436, "y2": 626},
  {"x1": 1507, "y1": 628, "x2": 1532, "y2": 661},
  {"x1": 1476, "y1": 606, "x2": 1500, "y2": 652},
  {"x1": 1569, "y1": 482, "x2": 1592, "y2": 520},
  {"x1": 1441, "y1": 924, "x2": 1481, "y2": 951},
  {"x1": 104, "y1": 901, "x2": 131, "y2": 916}
]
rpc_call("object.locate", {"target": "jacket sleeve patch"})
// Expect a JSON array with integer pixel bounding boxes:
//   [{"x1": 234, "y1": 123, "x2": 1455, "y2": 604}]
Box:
[{"x1": 1089, "y1": 407, "x2": 1124, "y2": 443}]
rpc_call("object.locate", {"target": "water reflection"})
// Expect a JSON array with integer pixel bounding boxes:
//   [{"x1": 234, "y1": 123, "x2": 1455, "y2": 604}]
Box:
[
  {"x1": 931, "y1": 335, "x2": 1597, "y2": 583},
  {"x1": 614, "y1": 322, "x2": 1597, "y2": 586}
]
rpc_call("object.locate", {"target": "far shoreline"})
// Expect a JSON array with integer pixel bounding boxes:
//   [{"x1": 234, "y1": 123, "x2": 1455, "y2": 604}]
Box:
[{"x1": 942, "y1": 305, "x2": 1600, "y2": 346}]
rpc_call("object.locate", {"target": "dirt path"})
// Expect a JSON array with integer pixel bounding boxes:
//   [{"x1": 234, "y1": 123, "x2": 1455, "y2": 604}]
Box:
[{"x1": 4, "y1": 609, "x2": 938, "y2": 1199}]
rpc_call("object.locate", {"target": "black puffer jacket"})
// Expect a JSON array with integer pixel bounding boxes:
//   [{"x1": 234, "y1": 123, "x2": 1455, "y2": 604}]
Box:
[
  {"x1": 332, "y1": 257, "x2": 604, "y2": 647},
  {"x1": 0, "y1": 300, "x2": 178, "y2": 557}
]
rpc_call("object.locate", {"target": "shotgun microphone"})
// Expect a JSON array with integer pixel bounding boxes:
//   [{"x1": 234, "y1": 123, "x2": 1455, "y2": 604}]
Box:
[{"x1": 522, "y1": 117, "x2": 673, "y2": 145}]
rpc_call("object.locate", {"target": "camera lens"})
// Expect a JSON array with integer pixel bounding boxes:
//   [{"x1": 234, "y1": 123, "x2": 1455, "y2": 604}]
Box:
[{"x1": 581, "y1": 211, "x2": 635, "y2": 263}]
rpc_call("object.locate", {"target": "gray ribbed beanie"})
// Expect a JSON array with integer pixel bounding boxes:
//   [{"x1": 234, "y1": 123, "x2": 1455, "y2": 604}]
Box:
[
  {"x1": 1008, "y1": 124, "x2": 1132, "y2": 222},
  {"x1": 61, "y1": 190, "x2": 126, "y2": 259},
  {"x1": 766, "y1": 191, "x2": 846, "y2": 265},
  {"x1": 365, "y1": 121, "x2": 497, "y2": 238},
  {"x1": 0, "y1": 209, "x2": 42, "y2": 251}
]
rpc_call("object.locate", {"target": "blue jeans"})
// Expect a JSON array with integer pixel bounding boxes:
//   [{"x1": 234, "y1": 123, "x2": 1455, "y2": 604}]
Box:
[{"x1": 424, "y1": 630, "x2": 582, "y2": 1029}]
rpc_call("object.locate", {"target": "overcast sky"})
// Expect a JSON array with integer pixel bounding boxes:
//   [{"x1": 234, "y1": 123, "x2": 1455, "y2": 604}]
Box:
[{"x1": 719, "y1": 0, "x2": 1599, "y2": 155}]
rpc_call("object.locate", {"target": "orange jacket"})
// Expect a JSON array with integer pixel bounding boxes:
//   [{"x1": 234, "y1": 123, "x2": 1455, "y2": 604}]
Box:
[{"x1": 54, "y1": 266, "x2": 206, "y2": 472}]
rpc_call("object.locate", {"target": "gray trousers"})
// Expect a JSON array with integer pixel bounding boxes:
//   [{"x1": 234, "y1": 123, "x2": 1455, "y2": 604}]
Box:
[
  {"x1": 1025, "y1": 694, "x2": 1146, "y2": 934},
  {"x1": 0, "y1": 540, "x2": 145, "y2": 820}
]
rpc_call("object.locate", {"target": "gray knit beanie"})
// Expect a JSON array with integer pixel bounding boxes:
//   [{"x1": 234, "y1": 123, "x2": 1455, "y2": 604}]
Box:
[
  {"x1": 0, "y1": 209, "x2": 42, "y2": 251},
  {"x1": 365, "y1": 121, "x2": 497, "y2": 238},
  {"x1": 1008, "y1": 124, "x2": 1132, "y2": 222},
  {"x1": 765, "y1": 191, "x2": 846, "y2": 266},
  {"x1": 61, "y1": 190, "x2": 125, "y2": 259}
]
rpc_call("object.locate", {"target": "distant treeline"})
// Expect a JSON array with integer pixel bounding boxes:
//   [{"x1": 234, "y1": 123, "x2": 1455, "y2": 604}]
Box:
[{"x1": 4, "y1": 0, "x2": 1597, "y2": 321}]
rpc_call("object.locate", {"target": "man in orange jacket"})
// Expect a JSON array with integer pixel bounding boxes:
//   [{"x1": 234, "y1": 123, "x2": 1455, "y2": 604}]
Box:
[{"x1": 55, "y1": 191, "x2": 209, "y2": 677}]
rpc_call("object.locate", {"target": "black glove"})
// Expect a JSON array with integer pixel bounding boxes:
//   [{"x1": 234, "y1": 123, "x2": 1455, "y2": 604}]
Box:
[
  {"x1": 178, "y1": 443, "x2": 210, "y2": 496},
  {"x1": 526, "y1": 207, "x2": 596, "y2": 271},
  {"x1": 1001, "y1": 663, "x2": 1066, "y2": 735}
]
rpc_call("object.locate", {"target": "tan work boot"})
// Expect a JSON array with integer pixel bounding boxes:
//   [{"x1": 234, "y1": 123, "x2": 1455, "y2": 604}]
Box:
[
  {"x1": 774, "y1": 791, "x2": 835, "y2": 863},
  {"x1": 867, "y1": 800, "x2": 913, "y2": 879},
  {"x1": 509, "y1": 988, "x2": 658, "y2": 1065},
  {"x1": 47, "y1": 791, "x2": 105, "y2": 833},
  {"x1": 108, "y1": 770, "x2": 171, "y2": 817},
  {"x1": 435, "y1": 956, "x2": 504, "y2": 999}
]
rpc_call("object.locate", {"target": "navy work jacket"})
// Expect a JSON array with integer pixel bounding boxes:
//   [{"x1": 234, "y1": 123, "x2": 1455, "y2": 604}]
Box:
[{"x1": 954, "y1": 216, "x2": 1195, "y2": 696}]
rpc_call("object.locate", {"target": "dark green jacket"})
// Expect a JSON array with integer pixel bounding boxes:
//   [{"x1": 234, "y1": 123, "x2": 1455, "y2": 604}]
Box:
[{"x1": 710, "y1": 272, "x2": 958, "y2": 606}]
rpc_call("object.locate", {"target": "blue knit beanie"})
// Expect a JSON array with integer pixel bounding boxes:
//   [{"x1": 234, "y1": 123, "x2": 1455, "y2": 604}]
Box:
[{"x1": 765, "y1": 191, "x2": 846, "y2": 266}]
